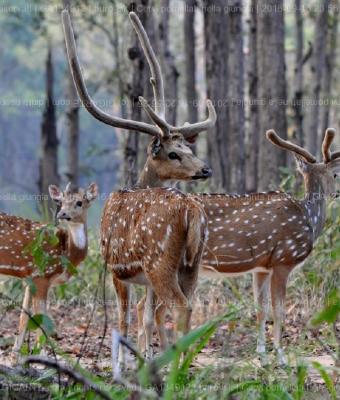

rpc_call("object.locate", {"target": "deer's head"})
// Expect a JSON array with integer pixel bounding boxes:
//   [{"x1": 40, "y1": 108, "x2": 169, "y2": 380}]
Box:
[
  {"x1": 147, "y1": 134, "x2": 211, "y2": 181},
  {"x1": 49, "y1": 182, "x2": 98, "y2": 224},
  {"x1": 62, "y1": 10, "x2": 216, "y2": 185},
  {"x1": 267, "y1": 129, "x2": 340, "y2": 197}
]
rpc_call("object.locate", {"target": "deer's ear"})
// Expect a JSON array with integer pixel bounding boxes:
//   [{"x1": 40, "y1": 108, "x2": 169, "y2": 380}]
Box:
[
  {"x1": 85, "y1": 183, "x2": 99, "y2": 202},
  {"x1": 294, "y1": 154, "x2": 310, "y2": 173},
  {"x1": 328, "y1": 157, "x2": 340, "y2": 175},
  {"x1": 185, "y1": 135, "x2": 198, "y2": 144},
  {"x1": 48, "y1": 185, "x2": 62, "y2": 202},
  {"x1": 150, "y1": 137, "x2": 162, "y2": 158}
]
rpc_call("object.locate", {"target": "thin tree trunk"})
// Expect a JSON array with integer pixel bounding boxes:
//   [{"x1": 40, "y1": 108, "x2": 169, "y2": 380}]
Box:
[
  {"x1": 306, "y1": 0, "x2": 330, "y2": 156},
  {"x1": 227, "y1": 0, "x2": 245, "y2": 193},
  {"x1": 246, "y1": 0, "x2": 259, "y2": 193},
  {"x1": 256, "y1": 0, "x2": 287, "y2": 190},
  {"x1": 320, "y1": 6, "x2": 339, "y2": 135},
  {"x1": 203, "y1": 0, "x2": 229, "y2": 191},
  {"x1": 113, "y1": 0, "x2": 128, "y2": 120},
  {"x1": 63, "y1": 0, "x2": 80, "y2": 186},
  {"x1": 184, "y1": 0, "x2": 198, "y2": 124},
  {"x1": 124, "y1": 0, "x2": 152, "y2": 186},
  {"x1": 39, "y1": 45, "x2": 59, "y2": 212},
  {"x1": 292, "y1": 0, "x2": 304, "y2": 146},
  {"x1": 159, "y1": 0, "x2": 179, "y2": 126}
]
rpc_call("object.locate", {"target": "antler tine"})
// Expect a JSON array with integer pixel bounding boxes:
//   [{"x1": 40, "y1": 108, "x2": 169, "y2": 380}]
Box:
[
  {"x1": 176, "y1": 100, "x2": 217, "y2": 138},
  {"x1": 331, "y1": 151, "x2": 340, "y2": 160},
  {"x1": 129, "y1": 12, "x2": 165, "y2": 119},
  {"x1": 266, "y1": 130, "x2": 317, "y2": 163},
  {"x1": 139, "y1": 97, "x2": 170, "y2": 137},
  {"x1": 322, "y1": 128, "x2": 335, "y2": 163},
  {"x1": 61, "y1": 10, "x2": 159, "y2": 137},
  {"x1": 129, "y1": 12, "x2": 216, "y2": 139}
]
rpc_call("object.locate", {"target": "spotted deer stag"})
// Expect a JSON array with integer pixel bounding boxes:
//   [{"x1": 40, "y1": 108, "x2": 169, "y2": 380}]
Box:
[
  {"x1": 61, "y1": 10, "x2": 215, "y2": 190},
  {"x1": 0, "y1": 182, "x2": 98, "y2": 357},
  {"x1": 62, "y1": 9, "x2": 215, "y2": 362},
  {"x1": 140, "y1": 129, "x2": 340, "y2": 365}
]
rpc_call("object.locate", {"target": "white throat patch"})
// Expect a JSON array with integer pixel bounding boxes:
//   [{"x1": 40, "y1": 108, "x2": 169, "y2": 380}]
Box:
[{"x1": 69, "y1": 223, "x2": 86, "y2": 249}]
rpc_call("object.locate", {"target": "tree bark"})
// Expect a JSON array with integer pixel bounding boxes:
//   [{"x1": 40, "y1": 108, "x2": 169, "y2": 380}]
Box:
[
  {"x1": 306, "y1": 0, "x2": 330, "y2": 156},
  {"x1": 203, "y1": 0, "x2": 229, "y2": 190},
  {"x1": 39, "y1": 45, "x2": 59, "y2": 211},
  {"x1": 184, "y1": 0, "x2": 198, "y2": 124},
  {"x1": 292, "y1": 0, "x2": 304, "y2": 146},
  {"x1": 320, "y1": 6, "x2": 338, "y2": 136},
  {"x1": 256, "y1": 0, "x2": 287, "y2": 190},
  {"x1": 63, "y1": 0, "x2": 80, "y2": 186},
  {"x1": 227, "y1": 0, "x2": 245, "y2": 193},
  {"x1": 159, "y1": 0, "x2": 179, "y2": 126},
  {"x1": 246, "y1": 0, "x2": 259, "y2": 193}
]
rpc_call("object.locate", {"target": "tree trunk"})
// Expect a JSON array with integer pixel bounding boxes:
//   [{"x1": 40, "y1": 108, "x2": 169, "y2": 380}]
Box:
[
  {"x1": 124, "y1": 0, "x2": 156, "y2": 186},
  {"x1": 159, "y1": 0, "x2": 179, "y2": 126},
  {"x1": 245, "y1": 0, "x2": 259, "y2": 193},
  {"x1": 292, "y1": 0, "x2": 304, "y2": 146},
  {"x1": 256, "y1": 0, "x2": 287, "y2": 190},
  {"x1": 320, "y1": 6, "x2": 339, "y2": 136},
  {"x1": 63, "y1": 0, "x2": 80, "y2": 186},
  {"x1": 227, "y1": 0, "x2": 245, "y2": 193},
  {"x1": 184, "y1": 0, "x2": 198, "y2": 124},
  {"x1": 306, "y1": 0, "x2": 330, "y2": 156},
  {"x1": 39, "y1": 45, "x2": 59, "y2": 212},
  {"x1": 203, "y1": 0, "x2": 229, "y2": 191}
]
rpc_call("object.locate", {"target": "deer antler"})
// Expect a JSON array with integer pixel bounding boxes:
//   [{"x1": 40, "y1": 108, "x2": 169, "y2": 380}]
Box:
[
  {"x1": 129, "y1": 12, "x2": 165, "y2": 119},
  {"x1": 331, "y1": 151, "x2": 340, "y2": 160},
  {"x1": 322, "y1": 128, "x2": 335, "y2": 163},
  {"x1": 61, "y1": 10, "x2": 160, "y2": 137},
  {"x1": 129, "y1": 11, "x2": 217, "y2": 139},
  {"x1": 266, "y1": 130, "x2": 317, "y2": 163}
]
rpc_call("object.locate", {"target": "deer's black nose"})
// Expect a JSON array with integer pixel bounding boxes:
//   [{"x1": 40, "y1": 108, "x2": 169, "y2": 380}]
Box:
[{"x1": 201, "y1": 167, "x2": 212, "y2": 177}]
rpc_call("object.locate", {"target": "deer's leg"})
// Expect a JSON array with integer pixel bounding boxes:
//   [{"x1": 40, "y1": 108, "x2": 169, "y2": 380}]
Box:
[
  {"x1": 253, "y1": 271, "x2": 271, "y2": 363},
  {"x1": 13, "y1": 283, "x2": 32, "y2": 354},
  {"x1": 155, "y1": 302, "x2": 167, "y2": 350},
  {"x1": 112, "y1": 276, "x2": 131, "y2": 367},
  {"x1": 146, "y1": 270, "x2": 190, "y2": 340},
  {"x1": 143, "y1": 288, "x2": 157, "y2": 359},
  {"x1": 137, "y1": 294, "x2": 146, "y2": 353},
  {"x1": 31, "y1": 278, "x2": 49, "y2": 349},
  {"x1": 271, "y1": 267, "x2": 290, "y2": 366}
]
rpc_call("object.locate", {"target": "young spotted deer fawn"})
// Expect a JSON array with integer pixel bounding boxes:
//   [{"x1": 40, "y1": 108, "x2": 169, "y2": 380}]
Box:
[
  {"x1": 140, "y1": 129, "x2": 340, "y2": 365},
  {"x1": 62, "y1": 9, "x2": 215, "y2": 362},
  {"x1": 0, "y1": 182, "x2": 98, "y2": 356}
]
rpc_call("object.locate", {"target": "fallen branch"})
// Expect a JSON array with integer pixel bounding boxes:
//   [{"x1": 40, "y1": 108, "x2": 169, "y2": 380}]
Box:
[{"x1": 25, "y1": 356, "x2": 112, "y2": 400}]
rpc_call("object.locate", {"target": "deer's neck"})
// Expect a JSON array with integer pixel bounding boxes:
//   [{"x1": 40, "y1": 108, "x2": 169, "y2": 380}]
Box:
[
  {"x1": 135, "y1": 158, "x2": 163, "y2": 189},
  {"x1": 302, "y1": 175, "x2": 327, "y2": 240},
  {"x1": 66, "y1": 222, "x2": 88, "y2": 265}
]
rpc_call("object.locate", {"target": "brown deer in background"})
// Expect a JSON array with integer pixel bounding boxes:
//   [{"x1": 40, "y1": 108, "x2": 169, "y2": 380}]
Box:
[
  {"x1": 139, "y1": 129, "x2": 340, "y2": 365},
  {"x1": 62, "y1": 9, "x2": 216, "y2": 363},
  {"x1": 0, "y1": 182, "x2": 98, "y2": 357}
]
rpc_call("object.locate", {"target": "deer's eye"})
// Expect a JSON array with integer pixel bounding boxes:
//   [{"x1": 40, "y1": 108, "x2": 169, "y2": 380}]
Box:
[
  {"x1": 76, "y1": 201, "x2": 83, "y2": 207},
  {"x1": 168, "y1": 152, "x2": 181, "y2": 161},
  {"x1": 334, "y1": 174, "x2": 338, "y2": 179}
]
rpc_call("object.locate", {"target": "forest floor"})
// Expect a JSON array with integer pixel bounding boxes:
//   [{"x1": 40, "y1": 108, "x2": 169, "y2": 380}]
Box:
[{"x1": 0, "y1": 278, "x2": 338, "y2": 397}]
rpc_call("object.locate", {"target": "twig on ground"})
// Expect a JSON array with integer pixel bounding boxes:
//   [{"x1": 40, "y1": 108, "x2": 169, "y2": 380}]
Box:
[{"x1": 25, "y1": 356, "x2": 113, "y2": 400}]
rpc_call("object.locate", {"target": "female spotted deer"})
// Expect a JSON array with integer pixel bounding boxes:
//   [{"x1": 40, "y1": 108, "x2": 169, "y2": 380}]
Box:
[
  {"x1": 62, "y1": 9, "x2": 215, "y2": 363},
  {"x1": 0, "y1": 182, "x2": 98, "y2": 356},
  {"x1": 140, "y1": 128, "x2": 340, "y2": 365}
]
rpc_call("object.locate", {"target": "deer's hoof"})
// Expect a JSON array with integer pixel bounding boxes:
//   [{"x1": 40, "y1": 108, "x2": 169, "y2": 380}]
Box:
[{"x1": 276, "y1": 348, "x2": 288, "y2": 367}]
